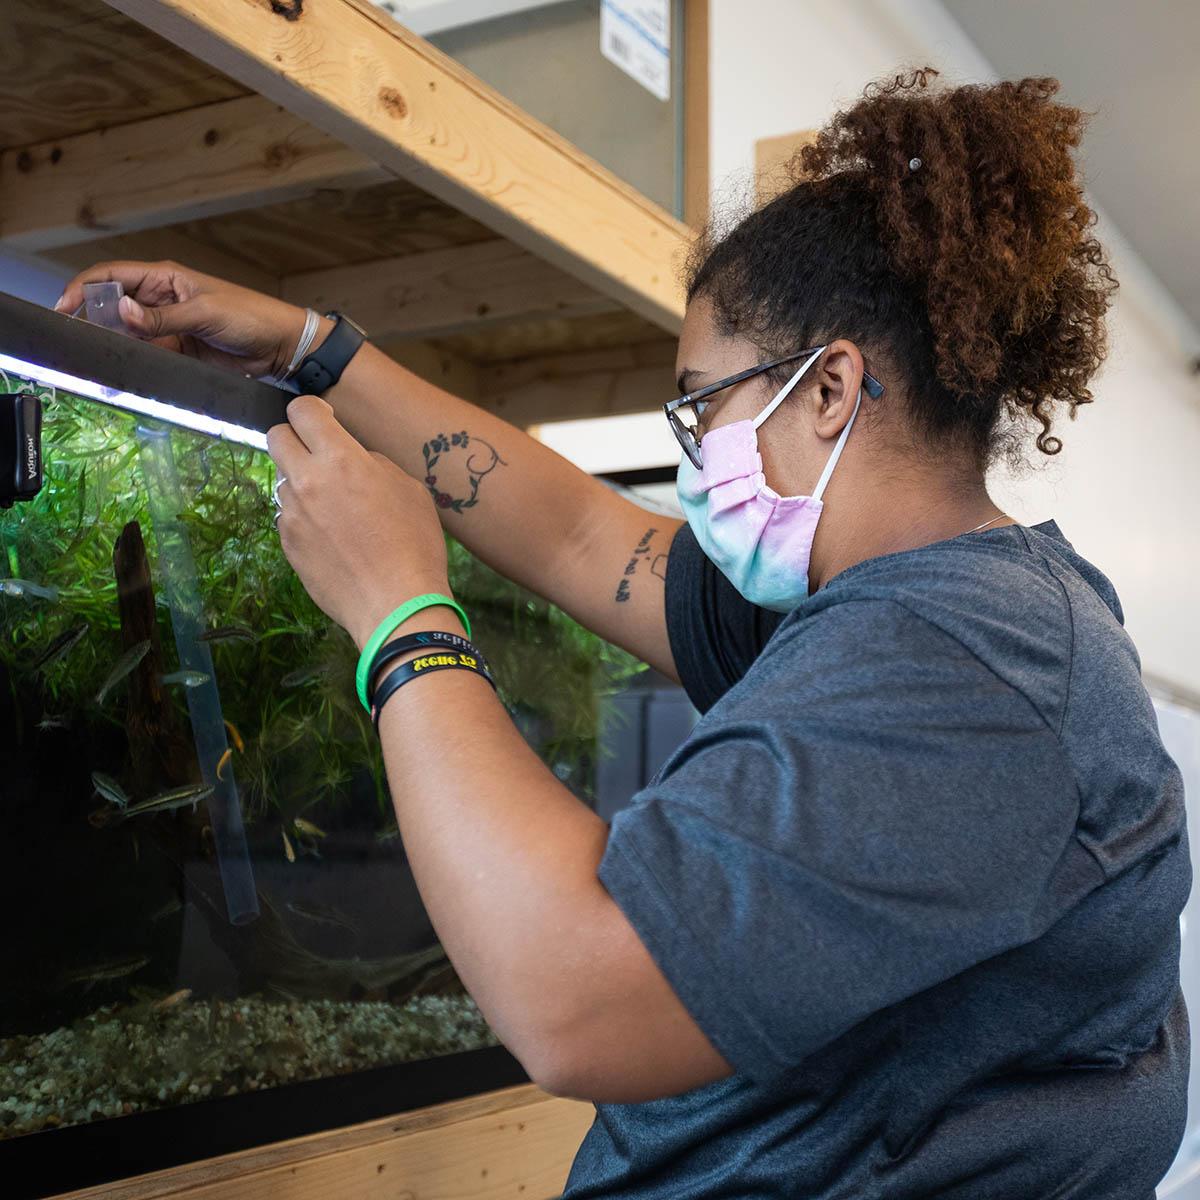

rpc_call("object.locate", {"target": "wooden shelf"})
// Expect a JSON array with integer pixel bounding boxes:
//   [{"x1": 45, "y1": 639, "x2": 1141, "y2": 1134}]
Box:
[
  {"x1": 53, "y1": 1084, "x2": 595, "y2": 1200},
  {"x1": 0, "y1": 0, "x2": 691, "y2": 428}
]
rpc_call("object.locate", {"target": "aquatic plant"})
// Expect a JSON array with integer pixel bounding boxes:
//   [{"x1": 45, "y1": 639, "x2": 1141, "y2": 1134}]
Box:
[{"x1": 0, "y1": 374, "x2": 644, "y2": 832}]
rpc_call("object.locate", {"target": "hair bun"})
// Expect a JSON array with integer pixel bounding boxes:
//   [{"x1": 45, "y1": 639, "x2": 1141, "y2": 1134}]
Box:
[{"x1": 797, "y1": 66, "x2": 1118, "y2": 454}]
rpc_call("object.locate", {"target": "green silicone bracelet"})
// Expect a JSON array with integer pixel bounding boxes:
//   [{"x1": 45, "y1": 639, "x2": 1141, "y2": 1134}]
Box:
[{"x1": 355, "y1": 593, "x2": 471, "y2": 711}]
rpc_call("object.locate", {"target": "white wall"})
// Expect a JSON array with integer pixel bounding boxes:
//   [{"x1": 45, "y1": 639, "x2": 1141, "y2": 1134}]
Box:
[{"x1": 708, "y1": 0, "x2": 1200, "y2": 695}]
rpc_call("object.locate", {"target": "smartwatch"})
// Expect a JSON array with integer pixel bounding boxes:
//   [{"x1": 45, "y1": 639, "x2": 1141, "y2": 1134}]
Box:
[{"x1": 293, "y1": 311, "x2": 367, "y2": 395}]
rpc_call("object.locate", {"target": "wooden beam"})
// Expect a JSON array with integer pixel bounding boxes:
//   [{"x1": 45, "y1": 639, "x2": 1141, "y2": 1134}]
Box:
[
  {"x1": 283, "y1": 240, "x2": 619, "y2": 340},
  {"x1": 374, "y1": 336, "x2": 483, "y2": 403},
  {"x1": 0, "y1": 94, "x2": 389, "y2": 251},
  {"x1": 48, "y1": 228, "x2": 281, "y2": 296},
  {"x1": 52, "y1": 1083, "x2": 593, "y2": 1200},
  {"x1": 755, "y1": 130, "x2": 817, "y2": 204},
  {"x1": 477, "y1": 340, "x2": 677, "y2": 427},
  {"x1": 683, "y1": 0, "x2": 710, "y2": 230},
  {"x1": 104, "y1": 0, "x2": 690, "y2": 333}
]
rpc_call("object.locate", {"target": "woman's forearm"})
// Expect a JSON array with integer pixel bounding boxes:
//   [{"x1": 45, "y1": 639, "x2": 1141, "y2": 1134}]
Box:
[{"x1": 321, "y1": 331, "x2": 617, "y2": 606}]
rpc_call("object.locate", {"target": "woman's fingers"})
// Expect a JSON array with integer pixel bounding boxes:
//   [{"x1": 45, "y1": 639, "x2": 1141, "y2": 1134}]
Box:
[
  {"x1": 284, "y1": 395, "x2": 349, "y2": 456},
  {"x1": 266, "y1": 420, "x2": 310, "y2": 480},
  {"x1": 116, "y1": 292, "x2": 216, "y2": 342},
  {"x1": 54, "y1": 260, "x2": 202, "y2": 316}
]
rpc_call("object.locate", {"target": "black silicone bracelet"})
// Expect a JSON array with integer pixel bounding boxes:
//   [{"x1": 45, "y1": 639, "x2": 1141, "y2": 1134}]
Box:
[
  {"x1": 368, "y1": 630, "x2": 488, "y2": 702},
  {"x1": 372, "y1": 651, "x2": 496, "y2": 731}
]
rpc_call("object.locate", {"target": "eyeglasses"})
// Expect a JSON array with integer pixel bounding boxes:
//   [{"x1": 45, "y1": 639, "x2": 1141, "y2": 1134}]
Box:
[{"x1": 663, "y1": 346, "x2": 885, "y2": 470}]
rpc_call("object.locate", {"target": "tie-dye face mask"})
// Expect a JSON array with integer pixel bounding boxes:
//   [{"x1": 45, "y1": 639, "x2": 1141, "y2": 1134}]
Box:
[{"x1": 676, "y1": 348, "x2": 862, "y2": 613}]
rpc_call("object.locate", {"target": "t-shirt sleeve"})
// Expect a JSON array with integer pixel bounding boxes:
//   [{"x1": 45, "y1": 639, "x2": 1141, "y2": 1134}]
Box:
[
  {"x1": 664, "y1": 522, "x2": 787, "y2": 713},
  {"x1": 597, "y1": 599, "x2": 1100, "y2": 1085}
]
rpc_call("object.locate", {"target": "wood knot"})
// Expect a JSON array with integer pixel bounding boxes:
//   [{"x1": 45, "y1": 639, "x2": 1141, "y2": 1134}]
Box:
[
  {"x1": 77, "y1": 201, "x2": 109, "y2": 231},
  {"x1": 264, "y1": 141, "x2": 301, "y2": 170},
  {"x1": 267, "y1": 0, "x2": 303, "y2": 19},
  {"x1": 15, "y1": 151, "x2": 33, "y2": 173},
  {"x1": 50, "y1": 147, "x2": 63, "y2": 165},
  {"x1": 379, "y1": 87, "x2": 408, "y2": 119},
  {"x1": 204, "y1": 129, "x2": 219, "y2": 147}
]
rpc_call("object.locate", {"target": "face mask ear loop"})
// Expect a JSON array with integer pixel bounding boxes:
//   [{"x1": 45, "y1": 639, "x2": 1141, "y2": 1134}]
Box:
[
  {"x1": 811, "y1": 386, "x2": 863, "y2": 502},
  {"x1": 751, "y1": 345, "x2": 826, "y2": 431}
]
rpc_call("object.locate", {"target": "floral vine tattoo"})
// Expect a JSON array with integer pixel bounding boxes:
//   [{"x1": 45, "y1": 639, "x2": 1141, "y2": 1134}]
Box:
[{"x1": 422, "y1": 430, "x2": 507, "y2": 514}]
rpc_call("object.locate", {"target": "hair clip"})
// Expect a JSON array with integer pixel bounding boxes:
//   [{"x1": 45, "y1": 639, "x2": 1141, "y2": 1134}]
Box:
[{"x1": 908, "y1": 157, "x2": 923, "y2": 171}]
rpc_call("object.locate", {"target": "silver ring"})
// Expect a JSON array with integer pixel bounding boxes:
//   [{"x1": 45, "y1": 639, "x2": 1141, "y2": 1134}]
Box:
[{"x1": 271, "y1": 474, "x2": 287, "y2": 510}]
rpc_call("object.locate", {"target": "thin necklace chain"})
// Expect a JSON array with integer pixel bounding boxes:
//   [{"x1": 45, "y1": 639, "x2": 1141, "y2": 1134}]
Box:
[{"x1": 964, "y1": 513, "x2": 1009, "y2": 536}]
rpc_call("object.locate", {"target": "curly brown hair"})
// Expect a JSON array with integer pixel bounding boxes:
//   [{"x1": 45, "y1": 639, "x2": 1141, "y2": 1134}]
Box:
[{"x1": 688, "y1": 67, "x2": 1119, "y2": 464}]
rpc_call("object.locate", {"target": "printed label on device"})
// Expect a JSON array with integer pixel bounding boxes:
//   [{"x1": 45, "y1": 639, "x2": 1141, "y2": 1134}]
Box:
[{"x1": 600, "y1": 0, "x2": 670, "y2": 101}]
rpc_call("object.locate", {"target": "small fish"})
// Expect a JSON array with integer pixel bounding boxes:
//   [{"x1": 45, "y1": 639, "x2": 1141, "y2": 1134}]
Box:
[
  {"x1": 92, "y1": 771, "x2": 131, "y2": 809},
  {"x1": 95, "y1": 639, "x2": 152, "y2": 705},
  {"x1": 29, "y1": 622, "x2": 88, "y2": 672},
  {"x1": 216, "y1": 748, "x2": 232, "y2": 780},
  {"x1": 152, "y1": 988, "x2": 192, "y2": 1011},
  {"x1": 160, "y1": 669, "x2": 211, "y2": 688},
  {"x1": 37, "y1": 714, "x2": 70, "y2": 732},
  {"x1": 292, "y1": 817, "x2": 326, "y2": 840},
  {"x1": 63, "y1": 955, "x2": 151, "y2": 987},
  {"x1": 150, "y1": 896, "x2": 183, "y2": 923},
  {"x1": 197, "y1": 624, "x2": 257, "y2": 645},
  {"x1": 224, "y1": 719, "x2": 245, "y2": 754},
  {"x1": 0, "y1": 578, "x2": 59, "y2": 602},
  {"x1": 281, "y1": 663, "x2": 331, "y2": 688},
  {"x1": 120, "y1": 783, "x2": 214, "y2": 821},
  {"x1": 282, "y1": 827, "x2": 296, "y2": 863},
  {"x1": 286, "y1": 899, "x2": 358, "y2": 935},
  {"x1": 375, "y1": 824, "x2": 400, "y2": 844}
]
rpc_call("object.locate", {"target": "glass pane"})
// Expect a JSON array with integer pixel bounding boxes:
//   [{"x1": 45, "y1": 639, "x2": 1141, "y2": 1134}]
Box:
[
  {"x1": 0, "y1": 374, "x2": 644, "y2": 1140},
  {"x1": 377, "y1": 0, "x2": 685, "y2": 216}
]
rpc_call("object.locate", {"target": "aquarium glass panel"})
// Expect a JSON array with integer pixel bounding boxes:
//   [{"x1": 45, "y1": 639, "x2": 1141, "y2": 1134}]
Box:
[
  {"x1": 0, "y1": 371, "x2": 645, "y2": 1140},
  {"x1": 377, "y1": 0, "x2": 686, "y2": 217}
]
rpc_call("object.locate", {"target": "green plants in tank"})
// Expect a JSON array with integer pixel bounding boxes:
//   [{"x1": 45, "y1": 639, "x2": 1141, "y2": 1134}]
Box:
[{"x1": 0, "y1": 371, "x2": 646, "y2": 833}]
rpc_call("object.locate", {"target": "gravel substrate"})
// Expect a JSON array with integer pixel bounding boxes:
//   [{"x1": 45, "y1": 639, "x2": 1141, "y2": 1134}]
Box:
[{"x1": 0, "y1": 992, "x2": 500, "y2": 1139}]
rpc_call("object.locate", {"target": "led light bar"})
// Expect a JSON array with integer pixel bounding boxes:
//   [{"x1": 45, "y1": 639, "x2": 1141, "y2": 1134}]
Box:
[
  {"x1": 0, "y1": 351, "x2": 268, "y2": 450},
  {"x1": 0, "y1": 289, "x2": 288, "y2": 448}
]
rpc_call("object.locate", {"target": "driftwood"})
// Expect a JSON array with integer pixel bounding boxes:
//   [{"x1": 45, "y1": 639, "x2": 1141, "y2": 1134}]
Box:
[{"x1": 112, "y1": 519, "x2": 198, "y2": 798}]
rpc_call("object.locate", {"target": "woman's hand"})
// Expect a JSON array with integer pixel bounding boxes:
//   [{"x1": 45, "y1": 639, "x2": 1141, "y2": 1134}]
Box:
[
  {"x1": 267, "y1": 395, "x2": 452, "y2": 649},
  {"x1": 54, "y1": 259, "x2": 316, "y2": 380}
]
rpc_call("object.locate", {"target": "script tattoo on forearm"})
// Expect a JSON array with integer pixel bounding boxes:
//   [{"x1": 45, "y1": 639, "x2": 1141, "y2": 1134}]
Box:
[
  {"x1": 421, "y1": 430, "x2": 507, "y2": 514},
  {"x1": 615, "y1": 527, "x2": 664, "y2": 602}
]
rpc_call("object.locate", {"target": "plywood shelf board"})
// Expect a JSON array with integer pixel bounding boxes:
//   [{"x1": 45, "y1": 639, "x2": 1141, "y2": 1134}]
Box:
[
  {"x1": 0, "y1": 0, "x2": 247, "y2": 148},
  {"x1": 105, "y1": 0, "x2": 689, "y2": 331},
  {"x1": 169, "y1": 177, "x2": 499, "y2": 275},
  {"x1": 0, "y1": 95, "x2": 391, "y2": 251},
  {"x1": 52, "y1": 1083, "x2": 594, "y2": 1200}
]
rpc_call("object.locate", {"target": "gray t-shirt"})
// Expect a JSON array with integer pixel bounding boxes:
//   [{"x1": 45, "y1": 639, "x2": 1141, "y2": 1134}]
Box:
[{"x1": 563, "y1": 519, "x2": 1190, "y2": 1199}]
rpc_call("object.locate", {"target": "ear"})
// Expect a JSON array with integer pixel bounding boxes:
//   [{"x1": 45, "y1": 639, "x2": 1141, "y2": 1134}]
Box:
[{"x1": 812, "y1": 340, "x2": 865, "y2": 440}]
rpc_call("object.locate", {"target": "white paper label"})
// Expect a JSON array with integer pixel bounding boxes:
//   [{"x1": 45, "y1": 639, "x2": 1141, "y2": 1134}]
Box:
[{"x1": 600, "y1": 0, "x2": 670, "y2": 102}]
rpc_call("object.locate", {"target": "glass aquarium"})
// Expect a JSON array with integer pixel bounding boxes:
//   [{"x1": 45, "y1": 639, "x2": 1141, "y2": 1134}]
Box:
[
  {"x1": 0, "y1": 292, "x2": 648, "y2": 1193},
  {"x1": 377, "y1": 0, "x2": 687, "y2": 217}
]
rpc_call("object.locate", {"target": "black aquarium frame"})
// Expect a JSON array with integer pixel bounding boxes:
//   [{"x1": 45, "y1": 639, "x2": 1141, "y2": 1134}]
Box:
[
  {"x1": 0, "y1": 288, "x2": 289, "y2": 435},
  {"x1": 0, "y1": 290, "x2": 530, "y2": 1198},
  {"x1": 3, "y1": 1046, "x2": 528, "y2": 1199}
]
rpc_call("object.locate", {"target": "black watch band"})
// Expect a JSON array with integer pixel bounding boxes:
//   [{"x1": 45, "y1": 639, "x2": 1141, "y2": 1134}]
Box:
[{"x1": 294, "y1": 311, "x2": 367, "y2": 395}]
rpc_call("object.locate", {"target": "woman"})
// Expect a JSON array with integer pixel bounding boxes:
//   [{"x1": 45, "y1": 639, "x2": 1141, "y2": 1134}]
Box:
[{"x1": 57, "y1": 68, "x2": 1188, "y2": 1197}]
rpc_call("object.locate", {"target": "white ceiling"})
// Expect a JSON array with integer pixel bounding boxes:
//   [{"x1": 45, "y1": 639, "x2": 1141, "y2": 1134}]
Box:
[{"x1": 939, "y1": 0, "x2": 1200, "y2": 336}]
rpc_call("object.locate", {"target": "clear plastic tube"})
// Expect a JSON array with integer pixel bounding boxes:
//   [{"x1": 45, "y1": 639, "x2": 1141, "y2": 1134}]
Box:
[{"x1": 136, "y1": 422, "x2": 259, "y2": 925}]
